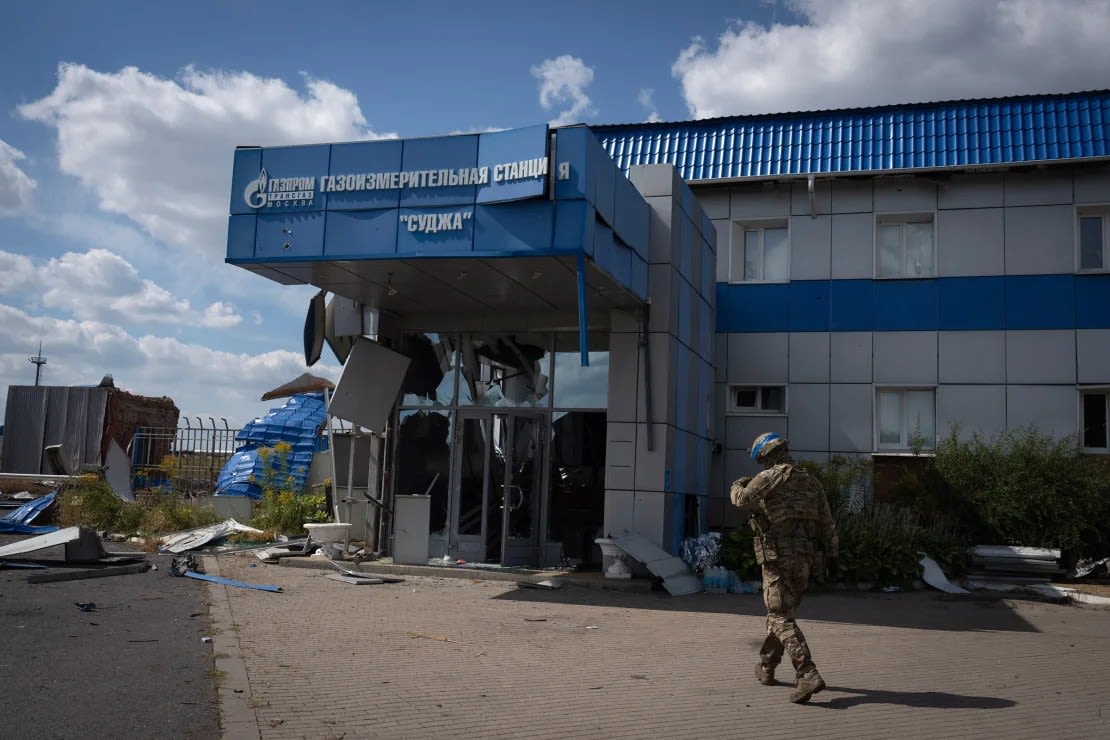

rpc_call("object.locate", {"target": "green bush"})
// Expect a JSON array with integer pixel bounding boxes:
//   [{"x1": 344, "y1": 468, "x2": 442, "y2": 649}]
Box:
[
  {"x1": 835, "y1": 502, "x2": 968, "y2": 587},
  {"x1": 57, "y1": 475, "x2": 220, "y2": 535},
  {"x1": 719, "y1": 526, "x2": 760, "y2": 580},
  {"x1": 248, "y1": 443, "x2": 331, "y2": 536},
  {"x1": 934, "y1": 426, "x2": 1110, "y2": 560}
]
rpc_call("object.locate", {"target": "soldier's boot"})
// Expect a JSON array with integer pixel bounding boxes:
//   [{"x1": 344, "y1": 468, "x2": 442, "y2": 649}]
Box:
[
  {"x1": 789, "y1": 669, "x2": 826, "y2": 704},
  {"x1": 754, "y1": 662, "x2": 776, "y2": 686}
]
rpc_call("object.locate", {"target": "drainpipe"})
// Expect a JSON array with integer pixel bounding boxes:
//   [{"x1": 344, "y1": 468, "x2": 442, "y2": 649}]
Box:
[{"x1": 576, "y1": 251, "x2": 590, "y2": 367}]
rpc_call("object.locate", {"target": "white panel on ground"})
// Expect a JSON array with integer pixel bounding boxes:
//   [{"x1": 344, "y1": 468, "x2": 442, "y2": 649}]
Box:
[
  {"x1": 0, "y1": 526, "x2": 83, "y2": 558},
  {"x1": 103, "y1": 440, "x2": 134, "y2": 502},
  {"x1": 613, "y1": 532, "x2": 701, "y2": 596},
  {"x1": 329, "y1": 338, "x2": 411, "y2": 432}
]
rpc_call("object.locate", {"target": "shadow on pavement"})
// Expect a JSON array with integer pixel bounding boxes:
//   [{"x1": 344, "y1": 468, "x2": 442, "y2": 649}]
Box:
[
  {"x1": 817, "y1": 686, "x2": 1017, "y2": 710},
  {"x1": 494, "y1": 588, "x2": 1042, "y2": 633}
]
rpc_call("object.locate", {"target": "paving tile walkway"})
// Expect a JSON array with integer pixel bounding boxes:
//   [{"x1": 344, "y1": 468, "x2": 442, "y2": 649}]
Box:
[{"x1": 206, "y1": 554, "x2": 1110, "y2": 740}]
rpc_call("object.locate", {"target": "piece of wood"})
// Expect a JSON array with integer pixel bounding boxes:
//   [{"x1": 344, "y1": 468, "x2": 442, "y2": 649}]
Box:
[{"x1": 27, "y1": 562, "x2": 151, "y2": 584}]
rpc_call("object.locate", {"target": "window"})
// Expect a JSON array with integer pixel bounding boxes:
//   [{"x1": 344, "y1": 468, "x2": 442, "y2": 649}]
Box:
[
  {"x1": 730, "y1": 221, "x2": 788, "y2": 282},
  {"x1": 875, "y1": 388, "x2": 935, "y2": 450},
  {"x1": 876, "y1": 215, "x2": 935, "y2": 278},
  {"x1": 1077, "y1": 208, "x2": 1110, "y2": 271},
  {"x1": 1081, "y1": 390, "x2": 1109, "y2": 452},
  {"x1": 728, "y1": 385, "x2": 786, "y2": 415}
]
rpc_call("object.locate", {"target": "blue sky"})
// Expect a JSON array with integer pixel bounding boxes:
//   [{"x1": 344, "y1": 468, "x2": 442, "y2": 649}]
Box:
[{"x1": 2, "y1": 0, "x2": 1109, "y2": 427}]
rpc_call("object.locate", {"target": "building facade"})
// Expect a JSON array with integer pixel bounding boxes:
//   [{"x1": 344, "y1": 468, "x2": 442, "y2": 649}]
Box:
[{"x1": 226, "y1": 90, "x2": 1110, "y2": 563}]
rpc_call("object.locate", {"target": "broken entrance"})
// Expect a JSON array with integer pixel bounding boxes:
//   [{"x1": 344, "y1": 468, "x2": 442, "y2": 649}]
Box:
[{"x1": 392, "y1": 331, "x2": 607, "y2": 567}]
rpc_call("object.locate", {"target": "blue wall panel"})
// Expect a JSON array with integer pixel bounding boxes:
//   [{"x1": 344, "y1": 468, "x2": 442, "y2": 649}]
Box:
[
  {"x1": 553, "y1": 200, "x2": 595, "y2": 255},
  {"x1": 873, "y1": 280, "x2": 938, "y2": 330},
  {"x1": 553, "y1": 127, "x2": 591, "y2": 201},
  {"x1": 229, "y1": 148, "x2": 262, "y2": 216},
  {"x1": 630, "y1": 254, "x2": 648, "y2": 301},
  {"x1": 590, "y1": 133, "x2": 616, "y2": 228},
  {"x1": 716, "y1": 283, "x2": 790, "y2": 333},
  {"x1": 396, "y1": 206, "x2": 475, "y2": 254},
  {"x1": 226, "y1": 215, "x2": 257, "y2": 259},
  {"x1": 399, "y1": 135, "x2": 478, "y2": 208},
  {"x1": 829, "y1": 280, "x2": 873, "y2": 331},
  {"x1": 476, "y1": 124, "x2": 549, "y2": 204},
  {"x1": 1005, "y1": 274, "x2": 1074, "y2": 329},
  {"x1": 473, "y1": 201, "x2": 553, "y2": 253},
  {"x1": 1076, "y1": 274, "x2": 1110, "y2": 329},
  {"x1": 592, "y1": 221, "x2": 613, "y2": 274},
  {"x1": 258, "y1": 145, "x2": 331, "y2": 212},
  {"x1": 939, "y1": 276, "x2": 1006, "y2": 329},
  {"x1": 789, "y1": 280, "x2": 830, "y2": 331},
  {"x1": 327, "y1": 140, "x2": 403, "y2": 210},
  {"x1": 323, "y1": 210, "x2": 399, "y2": 257},
  {"x1": 255, "y1": 212, "x2": 326, "y2": 259},
  {"x1": 610, "y1": 236, "x2": 634, "y2": 291}
]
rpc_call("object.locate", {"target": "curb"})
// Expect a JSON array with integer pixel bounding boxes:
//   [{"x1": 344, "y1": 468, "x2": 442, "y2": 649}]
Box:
[{"x1": 203, "y1": 555, "x2": 262, "y2": 740}]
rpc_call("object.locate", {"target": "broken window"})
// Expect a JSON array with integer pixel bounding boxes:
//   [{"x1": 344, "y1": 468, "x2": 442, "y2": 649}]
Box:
[{"x1": 458, "y1": 333, "x2": 550, "y2": 407}]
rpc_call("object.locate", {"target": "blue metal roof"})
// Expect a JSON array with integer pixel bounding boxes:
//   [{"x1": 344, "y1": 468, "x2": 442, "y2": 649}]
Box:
[{"x1": 592, "y1": 90, "x2": 1110, "y2": 181}]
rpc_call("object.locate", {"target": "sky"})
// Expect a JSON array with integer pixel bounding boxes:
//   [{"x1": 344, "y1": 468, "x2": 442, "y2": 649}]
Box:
[{"x1": 2, "y1": 0, "x2": 1109, "y2": 428}]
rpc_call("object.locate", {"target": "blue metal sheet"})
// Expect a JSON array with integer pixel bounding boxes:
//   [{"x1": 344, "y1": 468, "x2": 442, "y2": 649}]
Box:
[
  {"x1": 939, "y1": 276, "x2": 1006, "y2": 330},
  {"x1": 596, "y1": 91, "x2": 1110, "y2": 181},
  {"x1": 1005, "y1": 275, "x2": 1074, "y2": 329},
  {"x1": 1076, "y1": 274, "x2": 1110, "y2": 328}
]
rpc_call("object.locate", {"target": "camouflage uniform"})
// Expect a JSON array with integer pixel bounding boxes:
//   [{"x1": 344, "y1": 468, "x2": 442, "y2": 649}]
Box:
[{"x1": 730, "y1": 436, "x2": 837, "y2": 703}]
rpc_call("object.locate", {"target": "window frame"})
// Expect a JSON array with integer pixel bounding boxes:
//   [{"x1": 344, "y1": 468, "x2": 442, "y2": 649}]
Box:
[
  {"x1": 874, "y1": 212, "x2": 937, "y2": 279},
  {"x1": 873, "y1": 386, "x2": 937, "y2": 452},
  {"x1": 729, "y1": 219, "x2": 790, "y2": 283},
  {"x1": 1075, "y1": 205, "x2": 1110, "y2": 273},
  {"x1": 1078, "y1": 386, "x2": 1110, "y2": 454},
  {"x1": 726, "y1": 384, "x2": 788, "y2": 416}
]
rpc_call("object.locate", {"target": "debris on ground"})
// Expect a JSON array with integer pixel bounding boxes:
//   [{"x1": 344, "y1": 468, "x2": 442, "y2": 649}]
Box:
[
  {"x1": 1070, "y1": 557, "x2": 1110, "y2": 580},
  {"x1": 179, "y1": 571, "x2": 283, "y2": 593},
  {"x1": 919, "y1": 554, "x2": 969, "y2": 594},
  {"x1": 74, "y1": 602, "x2": 97, "y2": 612},
  {"x1": 28, "y1": 562, "x2": 152, "y2": 584},
  {"x1": 160, "y1": 519, "x2": 265, "y2": 554},
  {"x1": 680, "y1": 532, "x2": 722, "y2": 573},
  {"x1": 967, "y1": 545, "x2": 1063, "y2": 584},
  {"x1": 0, "y1": 492, "x2": 59, "y2": 535}
]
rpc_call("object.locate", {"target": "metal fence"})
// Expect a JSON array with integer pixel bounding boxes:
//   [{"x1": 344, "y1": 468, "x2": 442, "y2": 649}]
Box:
[{"x1": 132, "y1": 419, "x2": 241, "y2": 497}]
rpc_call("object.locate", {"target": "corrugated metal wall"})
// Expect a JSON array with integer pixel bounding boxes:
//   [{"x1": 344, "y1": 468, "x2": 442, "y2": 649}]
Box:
[
  {"x1": 0, "y1": 386, "x2": 108, "y2": 474},
  {"x1": 594, "y1": 90, "x2": 1110, "y2": 180}
]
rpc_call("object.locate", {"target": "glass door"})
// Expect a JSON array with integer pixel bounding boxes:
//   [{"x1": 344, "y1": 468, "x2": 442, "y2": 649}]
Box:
[{"x1": 452, "y1": 410, "x2": 545, "y2": 565}]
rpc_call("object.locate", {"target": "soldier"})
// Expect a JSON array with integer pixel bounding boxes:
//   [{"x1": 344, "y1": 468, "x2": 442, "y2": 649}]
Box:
[{"x1": 730, "y1": 432, "x2": 838, "y2": 704}]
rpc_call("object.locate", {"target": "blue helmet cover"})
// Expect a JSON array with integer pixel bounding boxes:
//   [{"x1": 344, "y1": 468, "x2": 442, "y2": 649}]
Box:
[{"x1": 750, "y1": 432, "x2": 782, "y2": 461}]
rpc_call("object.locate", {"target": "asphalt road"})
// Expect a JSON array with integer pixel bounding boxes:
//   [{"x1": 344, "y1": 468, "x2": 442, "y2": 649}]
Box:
[{"x1": 0, "y1": 537, "x2": 219, "y2": 740}]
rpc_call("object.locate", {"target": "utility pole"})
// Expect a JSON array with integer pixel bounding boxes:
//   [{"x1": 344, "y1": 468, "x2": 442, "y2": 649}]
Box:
[{"x1": 28, "y1": 341, "x2": 47, "y2": 386}]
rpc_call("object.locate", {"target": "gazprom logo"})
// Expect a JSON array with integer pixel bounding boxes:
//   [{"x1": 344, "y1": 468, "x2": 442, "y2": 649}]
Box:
[{"x1": 243, "y1": 168, "x2": 315, "y2": 209}]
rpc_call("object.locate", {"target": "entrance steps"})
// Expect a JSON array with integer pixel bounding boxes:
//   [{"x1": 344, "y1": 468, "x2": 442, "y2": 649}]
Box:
[{"x1": 613, "y1": 533, "x2": 702, "y2": 596}]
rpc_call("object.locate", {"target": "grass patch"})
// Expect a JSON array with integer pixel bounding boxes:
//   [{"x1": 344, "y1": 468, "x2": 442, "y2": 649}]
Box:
[{"x1": 56, "y1": 474, "x2": 222, "y2": 536}]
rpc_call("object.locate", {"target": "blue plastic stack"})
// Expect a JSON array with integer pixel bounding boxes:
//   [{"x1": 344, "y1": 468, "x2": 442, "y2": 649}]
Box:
[{"x1": 214, "y1": 393, "x2": 328, "y2": 499}]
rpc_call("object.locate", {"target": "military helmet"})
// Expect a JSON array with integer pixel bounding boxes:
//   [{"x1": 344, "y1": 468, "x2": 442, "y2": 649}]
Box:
[{"x1": 750, "y1": 432, "x2": 788, "y2": 463}]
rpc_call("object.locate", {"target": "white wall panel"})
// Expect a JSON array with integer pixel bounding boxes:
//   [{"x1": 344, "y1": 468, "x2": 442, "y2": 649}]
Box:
[
  {"x1": 1004, "y1": 172, "x2": 1073, "y2": 206},
  {"x1": 831, "y1": 332, "x2": 873, "y2": 383},
  {"x1": 1006, "y1": 330, "x2": 1076, "y2": 384},
  {"x1": 874, "y1": 178, "x2": 937, "y2": 212},
  {"x1": 789, "y1": 215, "x2": 832, "y2": 280},
  {"x1": 829, "y1": 384, "x2": 873, "y2": 451},
  {"x1": 714, "y1": 218, "x2": 730, "y2": 282},
  {"x1": 696, "y1": 187, "x2": 730, "y2": 220},
  {"x1": 1074, "y1": 165, "x2": 1110, "y2": 203},
  {"x1": 1077, "y1": 329, "x2": 1110, "y2": 384},
  {"x1": 937, "y1": 385, "x2": 1006, "y2": 441},
  {"x1": 1006, "y1": 385, "x2": 1077, "y2": 439},
  {"x1": 830, "y1": 180, "x2": 873, "y2": 213},
  {"x1": 730, "y1": 183, "x2": 791, "y2": 219},
  {"x1": 725, "y1": 415, "x2": 787, "y2": 453},
  {"x1": 787, "y1": 383, "x2": 830, "y2": 451},
  {"x1": 939, "y1": 331, "x2": 1006, "y2": 383},
  {"x1": 789, "y1": 332, "x2": 831, "y2": 383},
  {"x1": 1004, "y1": 205, "x2": 1075, "y2": 274},
  {"x1": 830, "y1": 213, "x2": 875, "y2": 278},
  {"x1": 938, "y1": 174, "x2": 1004, "y2": 209},
  {"x1": 873, "y1": 331, "x2": 938, "y2": 384},
  {"x1": 937, "y1": 208, "x2": 1005, "y2": 276},
  {"x1": 791, "y1": 179, "x2": 831, "y2": 215},
  {"x1": 727, "y1": 332, "x2": 789, "y2": 382}
]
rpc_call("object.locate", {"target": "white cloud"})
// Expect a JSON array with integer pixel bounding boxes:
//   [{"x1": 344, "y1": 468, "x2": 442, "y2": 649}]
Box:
[
  {"x1": 673, "y1": 0, "x2": 1110, "y2": 118},
  {"x1": 532, "y1": 55, "x2": 596, "y2": 126},
  {"x1": 19, "y1": 63, "x2": 393, "y2": 261},
  {"x1": 0, "y1": 248, "x2": 243, "y2": 328},
  {"x1": 0, "y1": 302, "x2": 339, "y2": 424},
  {"x1": 637, "y1": 88, "x2": 662, "y2": 123},
  {"x1": 0, "y1": 139, "x2": 37, "y2": 216}
]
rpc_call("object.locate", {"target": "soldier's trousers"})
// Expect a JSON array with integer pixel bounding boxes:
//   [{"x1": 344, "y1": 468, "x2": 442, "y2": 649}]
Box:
[{"x1": 759, "y1": 557, "x2": 817, "y2": 678}]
